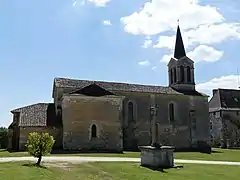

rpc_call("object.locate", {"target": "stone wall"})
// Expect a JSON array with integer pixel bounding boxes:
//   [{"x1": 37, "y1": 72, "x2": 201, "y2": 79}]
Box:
[
  {"x1": 210, "y1": 110, "x2": 240, "y2": 148},
  {"x1": 209, "y1": 112, "x2": 223, "y2": 147},
  {"x1": 113, "y1": 91, "x2": 210, "y2": 150},
  {"x1": 221, "y1": 111, "x2": 240, "y2": 147},
  {"x1": 54, "y1": 85, "x2": 210, "y2": 151},
  {"x1": 18, "y1": 126, "x2": 62, "y2": 151},
  {"x1": 61, "y1": 94, "x2": 124, "y2": 152},
  {"x1": 53, "y1": 87, "x2": 76, "y2": 112}
]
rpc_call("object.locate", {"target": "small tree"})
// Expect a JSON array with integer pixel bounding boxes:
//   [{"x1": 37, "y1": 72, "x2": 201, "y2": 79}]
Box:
[{"x1": 26, "y1": 132, "x2": 55, "y2": 166}]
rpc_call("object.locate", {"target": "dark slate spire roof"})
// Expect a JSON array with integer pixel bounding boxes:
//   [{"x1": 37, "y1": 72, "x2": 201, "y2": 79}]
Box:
[{"x1": 174, "y1": 25, "x2": 186, "y2": 59}]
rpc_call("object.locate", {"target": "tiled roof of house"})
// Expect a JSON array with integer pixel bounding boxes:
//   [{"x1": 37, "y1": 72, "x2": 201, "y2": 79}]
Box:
[
  {"x1": 54, "y1": 77, "x2": 207, "y2": 96},
  {"x1": 10, "y1": 103, "x2": 59, "y2": 127},
  {"x1": 209, "y1": 89, "x2": 240, "y2": 111}
]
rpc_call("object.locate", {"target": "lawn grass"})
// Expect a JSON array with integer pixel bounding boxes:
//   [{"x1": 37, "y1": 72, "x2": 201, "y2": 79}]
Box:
[
  {"x1": 174, "y1": 148, "x2": 240, "y2": 162},
  {"x1": 1, "y1": 148, "x2": 240, "y2": 162},
  {"x1": 0, "y1": 161, "x2": 239, "y2": 180},
  {"x1": 0, "y1": 149, "x2": 28, "y2": 157}
]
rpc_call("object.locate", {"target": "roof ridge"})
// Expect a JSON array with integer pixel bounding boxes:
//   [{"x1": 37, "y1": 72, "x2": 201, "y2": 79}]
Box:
[
  {"x1": 53, "y1": 78, "x2": 207, "y2": 96},
  {"x1": 55, "y1": 77, "x2": 167, "y2": 88},
  {"x1": 11, "y1": 102, "x2": 53, "y2": 113}
]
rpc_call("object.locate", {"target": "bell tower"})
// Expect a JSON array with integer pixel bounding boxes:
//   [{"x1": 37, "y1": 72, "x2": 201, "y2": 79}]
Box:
[{"x1": 168, "y1": 25, "x2": 195, "y2": 91}]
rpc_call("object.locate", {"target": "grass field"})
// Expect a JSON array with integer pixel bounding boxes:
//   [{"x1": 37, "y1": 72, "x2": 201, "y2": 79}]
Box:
[
  {"x1": 1, "y1": 148, "x2": 240, "y2": 162},
  {"x1": 0, "y1": 161, "x2": 239, "y2": 180}
]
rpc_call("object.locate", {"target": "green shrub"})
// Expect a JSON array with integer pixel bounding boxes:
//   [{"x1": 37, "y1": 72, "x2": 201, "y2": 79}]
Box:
[
  {"x1": 26, "y1": 132, "x2": 55, "y2": 166},
  {"x1": 0, "y1": 127, "x2": 8, "y2": 149}
]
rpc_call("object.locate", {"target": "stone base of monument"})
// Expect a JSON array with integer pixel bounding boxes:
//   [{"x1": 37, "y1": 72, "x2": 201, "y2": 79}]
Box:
[{"x1": 139, "y1": 145, "x2": 175, "y2": 168}]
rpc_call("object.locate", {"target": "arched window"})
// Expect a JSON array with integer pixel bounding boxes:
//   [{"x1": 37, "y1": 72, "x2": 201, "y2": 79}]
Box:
[
  {"x1": 91, "y1": 124, "x2": 97, "y2": 138},
  {"x1": 57, "y1": 106, "x2": 62, "y2": 116},
  {"x1": 128, "y1": 101, "x2": 134, "y2": 122},
  {"x1": 180, "y1": 66, "x2": 185, "y2": 82},
  {"x1": 169, "y1": 103, "x2": 175, "y2": 122},
  {"x1": 187, "y1": 66, "x2": 191, "y2": 83},
  {"x1": 173, "y1": 68, "x2": 177, "y2": 83}
]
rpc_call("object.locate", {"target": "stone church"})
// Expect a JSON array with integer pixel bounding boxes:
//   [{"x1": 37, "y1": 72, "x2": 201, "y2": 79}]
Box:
[{"x1": 8, "y1": 25, "x2": 210, "y2": 152}]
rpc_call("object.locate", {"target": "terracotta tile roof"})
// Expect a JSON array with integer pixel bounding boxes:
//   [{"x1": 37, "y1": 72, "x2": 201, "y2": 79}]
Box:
[
  {"x1": 54, "y1": 77, "x2": 207, "y2": 96},
  {"x1": 10, "y1": 103, "x2": 59, "y2": 127}
]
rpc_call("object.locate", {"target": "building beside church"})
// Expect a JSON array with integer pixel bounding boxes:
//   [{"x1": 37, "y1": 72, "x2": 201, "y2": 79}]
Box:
[
  {"x1": 209, "y1": 89, "x2": 240, "y2": 148},
  {"x1": 8, "y1": 25, "x2": 210, "y2": 152}
]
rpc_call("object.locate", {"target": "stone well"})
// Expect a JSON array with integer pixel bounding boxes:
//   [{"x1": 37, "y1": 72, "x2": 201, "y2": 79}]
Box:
[{"x1": 139, "y1": 145, "x2": 175, "y2": 168}]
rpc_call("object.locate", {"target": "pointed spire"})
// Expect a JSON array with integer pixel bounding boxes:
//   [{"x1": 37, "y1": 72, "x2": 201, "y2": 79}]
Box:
[{"x1": 174, "y1": 23, "x2": 186, "y2": 59}]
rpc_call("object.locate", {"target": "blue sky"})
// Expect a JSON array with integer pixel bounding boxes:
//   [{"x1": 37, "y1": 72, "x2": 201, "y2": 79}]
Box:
[{"x1": 1, "y1": 0, "x2": 240, "y2": 127}]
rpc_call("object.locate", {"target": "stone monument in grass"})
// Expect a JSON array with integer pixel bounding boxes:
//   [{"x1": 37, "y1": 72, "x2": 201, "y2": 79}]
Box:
[{"x1": 139, "y1": 104, "x2": 175, "y2": 168}]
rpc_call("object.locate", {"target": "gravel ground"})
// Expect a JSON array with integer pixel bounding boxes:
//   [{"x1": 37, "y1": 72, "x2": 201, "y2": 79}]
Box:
[{"x1": 0, "y1": 156, "x2": 240, "y2": 166}]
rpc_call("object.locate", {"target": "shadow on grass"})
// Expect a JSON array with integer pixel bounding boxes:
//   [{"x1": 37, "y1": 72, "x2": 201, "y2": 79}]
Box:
[
  {"x1": 0, "y1": 149, "x2": 7, "y2": 152},
  {"x1": 174, "y1": 148, "x2": 222, "y2": 154},
  {"x1": 140, "y1": 165, "x2": 184, "y2": 173},
  {"x1": 200, "y1": 150, "x2": 222, "y2": 154},
  {"x1": 22, "y1": 163, "x2": 47, "y2": 169},
  {"x1": 51, "y1": 149, "x2": 124, "y2": 155}
]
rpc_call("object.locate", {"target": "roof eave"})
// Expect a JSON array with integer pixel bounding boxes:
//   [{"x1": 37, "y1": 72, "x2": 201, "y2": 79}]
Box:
[
  {"x1": 52, "y1": 78, "x2": 57, "y2": 98},
  {"x1": 10, "y1": 109, "x2": 20, "y2": 114}
]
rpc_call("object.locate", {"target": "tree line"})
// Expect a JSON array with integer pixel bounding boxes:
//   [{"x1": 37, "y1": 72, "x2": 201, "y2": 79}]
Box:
[{"x1": 0, "y1": 127, "x2": 8, "y2": 149}]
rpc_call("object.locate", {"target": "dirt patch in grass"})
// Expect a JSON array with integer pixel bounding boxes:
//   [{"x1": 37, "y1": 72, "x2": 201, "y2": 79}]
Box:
[
  {"x1": 84, "y1": 163, "x2": 114, "y2": 179},
  {"x1": 43, "y1": 162, "x2": 74, "y2": 171}
]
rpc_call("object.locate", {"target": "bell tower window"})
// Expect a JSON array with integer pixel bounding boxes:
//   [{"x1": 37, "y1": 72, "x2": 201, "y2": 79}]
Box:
[
  {"x1": 173, "y1": 68, "x2": 177, "y2": 83},
  {"x1": 180, "y1": 66, "x2": 185, "y2": 82},
  {"x1": 170, "y1": 69, "x2": 173, "y2": 84},
  {"x1": 187, "y1": 66, "x2": 191, "y2": 83}
]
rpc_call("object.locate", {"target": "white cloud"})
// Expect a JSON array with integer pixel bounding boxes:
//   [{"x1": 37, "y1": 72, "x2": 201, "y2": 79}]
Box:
[
  {"x1": 160, "y1": 45, "x2": 223, "y2": 63},
  {"x1": 154, "y1": 23, "x2": 240, "y2": 50},
  {"x1": 73, "y1": 0, "x2": 111, "y2": 7},
  {"x1": 153, "y1": 35, "x2": 176, "y2": 50},
  {"x1": 142, "y1": 36, "x2": 153, "y2": 48},
  {"x1": 138, "y1": 60, "x2": 151, "y2": 66},
  {"x1": 196, "y1": 75, "x2": 240, "y2": 94},
  {"x1": 121, "y1": 0, "x2": 240, "y2": 59},
  {"x1": 73, "y1": 0, "x2": 77, "y2": 7},
  {"x1": 121, "y1": 0, "x2": 224, "y2": 36},
  {"x1": 88, "y1": 0, "x2": 111, "y2": 7},
  {"x1": 160, "y1": 54, "x2": 172, "y2": 63},
  {"x1": 151, "y1": 66, "x2": 157, "y2": 70},
  {"x1": 72, "y1": 0, "x2": 85, "y2": 6},
  {"x1": 188, "y1": 45, "x2": 224, "y2": 62},
  {"x1": 103, "y1": 20, "x2": 112, "y2": 26}
]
